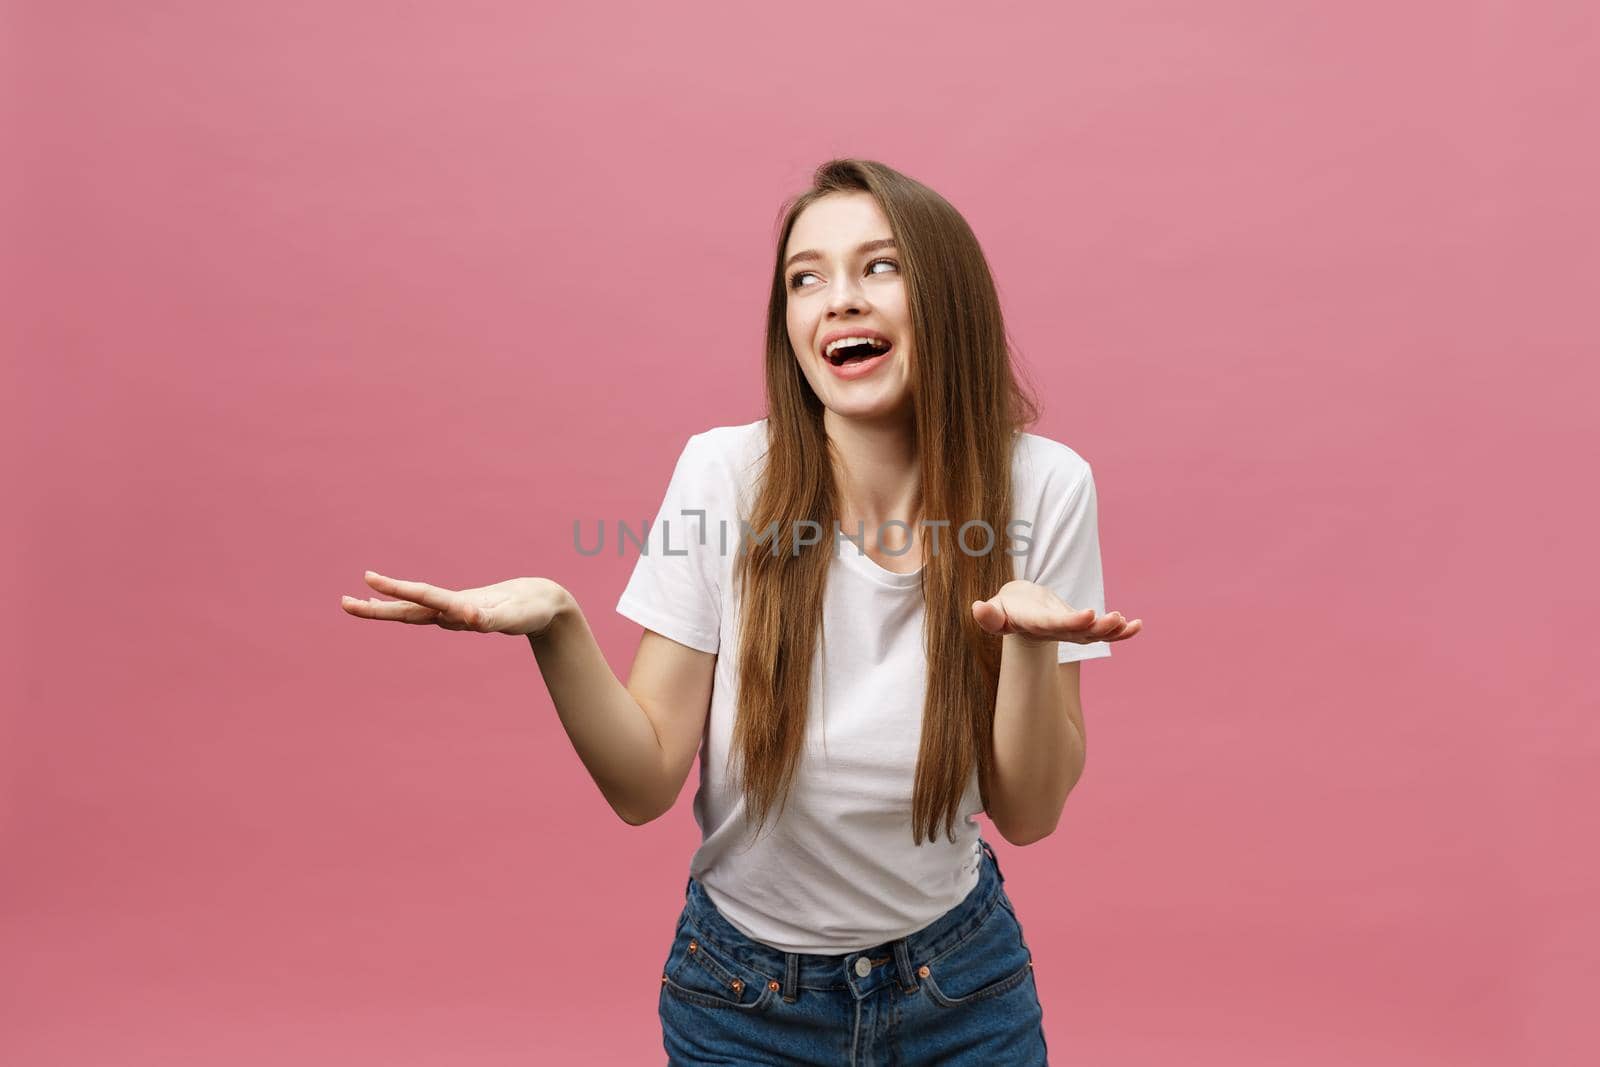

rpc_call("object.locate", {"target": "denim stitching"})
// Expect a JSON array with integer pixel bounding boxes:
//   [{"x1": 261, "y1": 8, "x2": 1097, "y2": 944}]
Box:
[
  {"x1": 915, "y1": 891, "x2": 1032, "y2": 1007},
  {"x1": 919, "y1": 958, "x2": 1034, "y2": 1008},
  {"x1": 680, "y1": 914, "x2": 782, "y2": 988},
  {"x1": 673, "y1": 851, "x2": 1010, "y2": 995},
  {"x1": 918, "y1": 891, "x2": 1007, "y2": 971},
  {"x1": 661, "y1": 969, "x2": 779, "y2": 1012}
]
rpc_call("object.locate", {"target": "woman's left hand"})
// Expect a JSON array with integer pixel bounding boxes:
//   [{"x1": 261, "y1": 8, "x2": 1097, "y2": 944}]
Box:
[{"x1": 971, "y1": 580, "x2": 1143, "y2": 646}]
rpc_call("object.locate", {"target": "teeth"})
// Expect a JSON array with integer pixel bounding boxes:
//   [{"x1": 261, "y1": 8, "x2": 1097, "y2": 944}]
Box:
[{"x1": 825, "y1": 336, "x2": 890, "y2": 357}]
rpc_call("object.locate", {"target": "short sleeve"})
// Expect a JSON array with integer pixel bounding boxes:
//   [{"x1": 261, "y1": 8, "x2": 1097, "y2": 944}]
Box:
[
  {"x1": 614, "y1": 434, "x2": 723, "y2": 654},
  {"x1": 1027, "y1": 465, "x2": 1112, "y2": 664}
]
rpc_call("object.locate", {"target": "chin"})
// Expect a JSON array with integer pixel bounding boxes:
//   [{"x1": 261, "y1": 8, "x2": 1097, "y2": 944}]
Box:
[{"x1": 825, "y1": 392, "x2": 912, "y2": 422}]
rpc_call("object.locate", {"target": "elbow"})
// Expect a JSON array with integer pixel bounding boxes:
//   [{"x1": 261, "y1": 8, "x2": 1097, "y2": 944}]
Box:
[
  {"x1": 614, "y1": 795, "x2": 670, "y2": 827},
  {"x1": 997, "y1": 819, "x2": 1058, "y2": 847},
  {"x1": 612, "y1": 766, "x2": 682, "y2": 827},
  {"x1": 994, "y1": 792, "x2": 1074, "y2": 846},
  {"x1": 990, "y1": 786, "x2": 1076, "y2": 846},
  {"x1": 990, "y1": 804, "x2": 1060, "y2": 846}
]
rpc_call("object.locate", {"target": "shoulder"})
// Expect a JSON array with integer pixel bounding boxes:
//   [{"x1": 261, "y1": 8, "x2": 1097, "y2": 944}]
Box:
[
  {"x1": 674, "y1": 418, "x2": 768, "y2": 510},
  {"x1": 1011, "y1": 430, "x2": 1094, "y2": 509},
  {"x1": 686, "y1": 418, "x2": 767, "y2": 464},
  {"x1": 683, "y1": 418, "x2": 767, "y2": 476}
]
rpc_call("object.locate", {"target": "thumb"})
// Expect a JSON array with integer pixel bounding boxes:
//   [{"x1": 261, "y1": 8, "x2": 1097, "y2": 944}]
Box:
[{"x1": 971, "y1": 598, "x2": 1009, "y2": 634}]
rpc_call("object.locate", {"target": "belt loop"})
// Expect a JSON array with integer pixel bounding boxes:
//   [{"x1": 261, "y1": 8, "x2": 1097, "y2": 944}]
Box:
[
  {"x1": 783, "y1": 952, "x2": 799, "y2": 1003},
  {"x1": 893, "y1": 939, "x2": 917, "y2": 992},
  {"x1": 981, "y1": 838, "x2": 1005, "y2": 883}
]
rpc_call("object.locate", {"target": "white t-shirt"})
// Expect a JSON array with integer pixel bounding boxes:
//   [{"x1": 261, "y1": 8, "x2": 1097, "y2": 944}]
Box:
[{"x1": 615, "y1": 417, "x2": 1111, "y2": 954}]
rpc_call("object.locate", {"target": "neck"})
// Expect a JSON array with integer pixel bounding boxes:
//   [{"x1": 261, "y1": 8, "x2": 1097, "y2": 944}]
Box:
[{"x1": 823, "y1": 408, "x2": 921, "y2": 541}]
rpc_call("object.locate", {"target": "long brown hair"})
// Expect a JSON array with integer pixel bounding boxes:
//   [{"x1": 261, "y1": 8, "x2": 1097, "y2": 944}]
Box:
[{"x1": 731, "y1": 159, "x2": 1042, "y2": 845}]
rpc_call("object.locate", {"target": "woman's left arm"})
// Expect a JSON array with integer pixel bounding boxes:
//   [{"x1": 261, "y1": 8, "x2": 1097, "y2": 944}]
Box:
[{"x1": 974, "y1": 580, "x2": 1143, "y2": 846}]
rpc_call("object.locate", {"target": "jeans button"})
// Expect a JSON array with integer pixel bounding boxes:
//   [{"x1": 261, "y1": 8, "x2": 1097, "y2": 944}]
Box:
[{"x1": 854, "y1": 957, "x2": 872, "y2": 978}]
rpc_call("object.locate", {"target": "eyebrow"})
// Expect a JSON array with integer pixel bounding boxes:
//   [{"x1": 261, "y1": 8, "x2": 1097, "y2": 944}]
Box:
[{"x1": 784, "y1": 238, "x2": 898, "y2": 272}]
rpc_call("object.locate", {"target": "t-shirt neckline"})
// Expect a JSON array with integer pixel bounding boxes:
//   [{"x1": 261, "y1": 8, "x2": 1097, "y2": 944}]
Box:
[{"x1": 837, "y1": 535, "x2": 924, "y2": 588}]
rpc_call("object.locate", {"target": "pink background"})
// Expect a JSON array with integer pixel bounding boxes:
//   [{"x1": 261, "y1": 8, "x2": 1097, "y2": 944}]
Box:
[{"x1": 5, "y1": 2, "x2": 1595, "y2": 1064}]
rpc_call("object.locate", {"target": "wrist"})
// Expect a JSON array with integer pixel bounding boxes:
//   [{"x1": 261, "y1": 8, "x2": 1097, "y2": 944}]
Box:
[
  {"x1": 527, "y1": 582, "x2": 577, "y2": 643},
  {"x1": 1003, "y1": 631, "x2": 1058, "y2": 656}
]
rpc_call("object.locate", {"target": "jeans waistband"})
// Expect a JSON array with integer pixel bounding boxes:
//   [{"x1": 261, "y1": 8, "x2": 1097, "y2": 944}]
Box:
[{"x1": 678, "y1": 838, "x2": 1007, "y2": 1002}]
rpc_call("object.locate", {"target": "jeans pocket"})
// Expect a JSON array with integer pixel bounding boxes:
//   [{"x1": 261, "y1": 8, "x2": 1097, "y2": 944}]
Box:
[
  {"x1": 660, "y1": 917, "x2": 779, "y2": 1012},
  {"x1": 919, "y1": 896, "x2": 1035, "y2": 1009}
]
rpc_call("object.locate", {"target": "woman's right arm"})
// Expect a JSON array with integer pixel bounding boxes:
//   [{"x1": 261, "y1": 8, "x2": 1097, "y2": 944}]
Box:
[
  {"x1": 530, "y1": 590, "x2": 715, "y2": 825},
  {"x1": 342, "y1": 570, "x2": 713, "y2": 826}
]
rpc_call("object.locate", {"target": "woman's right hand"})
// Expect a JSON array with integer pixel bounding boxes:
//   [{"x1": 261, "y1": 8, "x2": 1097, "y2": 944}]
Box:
[{"x1": 340, "y1": 571, "x2": 570, "y2": 639}]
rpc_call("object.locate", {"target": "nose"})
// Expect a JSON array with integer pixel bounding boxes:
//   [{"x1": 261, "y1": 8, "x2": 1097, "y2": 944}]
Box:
[{"x1": 824, "y1": 273, "x2": 869, "y2": 318}]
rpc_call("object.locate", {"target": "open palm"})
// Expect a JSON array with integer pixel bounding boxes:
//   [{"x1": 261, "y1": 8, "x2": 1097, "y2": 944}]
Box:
[
  {"x1": 972, "y1": 579, "x2": 1143, "y2": 645},
  {"x1": 340, "y1": 571, "x2": 564, "y2": 638}
]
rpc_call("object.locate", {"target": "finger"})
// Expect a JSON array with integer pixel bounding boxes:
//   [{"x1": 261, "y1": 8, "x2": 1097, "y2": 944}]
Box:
[
  {"x1": 1096, "y1": 611, "x2": 1146, "y2": 640},
  {"x1": 1107, "y1": 619, "x2": 1143, "y2": 641},
  {"x1": 972, "y1": 599, "x2": 1010, "y2": 634},
  {"x1": 1089, "y1": 611, "x2": 1129, "y2": 639},
  {"x1": 424, "y1": 592, "x2": 495, "y2": 632},
  {"x1": 363, "y1": 571, "x2": 459, "y2": 614},
  {"x1": 979, "y1": 599, "x2": 1056, "y2": 642},
  {"x1": 443, "y1": 599, "x2": 491, "y2": 631},
  {"x1": 1022, "y1": 606, "x2": 1100, "y2": 642},
  {"x1": 1088, "y1": 617, "x2": 1144, "y2": 643},
  {"x1": 1045, "y1": 610, "x2": 1116, "y2": 644},
  {"x1": 1052, "y1": 606, "x2": 1099, "y2": 632},
  {"x1": 341, "y1": 594, "x2": 444, "y2": 625},
  {"x1": 989, "y1": 598, "x2": 1054, "y2": 639}
]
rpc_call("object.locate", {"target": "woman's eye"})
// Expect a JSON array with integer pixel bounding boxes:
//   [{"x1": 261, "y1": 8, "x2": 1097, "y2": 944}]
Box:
[{"x1": 789, "y1": 258, "x2": 899, "y2": 290}]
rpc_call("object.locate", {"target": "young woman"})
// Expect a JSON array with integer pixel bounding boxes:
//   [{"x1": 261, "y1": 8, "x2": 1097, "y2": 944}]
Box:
[{"x1": 342, "y1": 158, "x2": 1141, "y2": 1065}]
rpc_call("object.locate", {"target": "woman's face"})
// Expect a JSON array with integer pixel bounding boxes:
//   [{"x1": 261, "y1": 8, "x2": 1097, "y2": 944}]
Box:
[{"x1": 784, "y1": 192, "x2": 914, "y2": 423}]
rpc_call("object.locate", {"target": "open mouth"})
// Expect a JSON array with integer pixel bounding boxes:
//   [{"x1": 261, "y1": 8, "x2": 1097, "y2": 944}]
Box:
[{"x1": 826, "y1": 337, "x2": 893, "y2": 366}]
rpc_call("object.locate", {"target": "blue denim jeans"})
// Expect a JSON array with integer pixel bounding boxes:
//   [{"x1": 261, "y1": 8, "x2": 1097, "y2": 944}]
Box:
[{"x1": 658, "y1": 839, "x2": 1049, "y2": 1065}]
